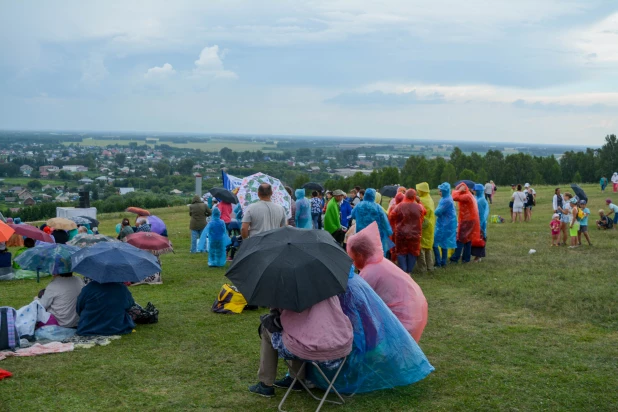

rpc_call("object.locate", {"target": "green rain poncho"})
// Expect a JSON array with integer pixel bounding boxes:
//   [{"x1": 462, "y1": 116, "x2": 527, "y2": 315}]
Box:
[
  {"x1": 324, "y1": 198, "x2": 341, "y2": 234},
  {"x1": 416, "y1": 182, "x2": 435, "y2": 249}
]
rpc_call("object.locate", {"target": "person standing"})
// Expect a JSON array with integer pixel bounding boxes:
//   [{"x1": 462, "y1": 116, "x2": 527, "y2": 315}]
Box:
[
  {"x1": 577, "y1": 199, "x2": 592, "y2": 246},
  {"x1": 511, "y1": 185, "x2": 527, "y2": 223},
  {"x1": 557, "y1": 192, "x2": 573, "y2": 245},
  {"x1": 190, "y1": 195, "x2": 212, "y2": 253},
  {"x1": 241, "y1": 183, "x2": 287, "y2": 239},
  {"x1": 523, "y1": 183, "x2": 536, "y2": 221},
  {"x1": 568, "y1": 198, "x2": 580, "y2": 248},
  {"x1": 484, "y1": 181, "x2": 494, "y2": 204},
  {"x1": 294, "y1": 189, "x2": 312, "y2": 229},
  {"x1": 450, "y1": 183, "x2": 480, "y2": 264},
  {"x1": 390, "y1": 189, "x2": 425, "y2": 274},
  {"x1": 349, "y1": 189, "x2": 361, "y2": 207},
  {"x1": 472, "y1": 184, "x2": 489, "y2": 262},
  {"x1": 553, "y1": 188, "x2": 568, "y2": 245},
  {"x1": 415, "y1": 182, "x2": 435, "y2": 272},
  {"x1": 433, "y1": 183, "x2": 457, "y2": 268},
  {"x1": 310, "y1": 191, "x2": 322, "y2": 229},
  {"x1": 324, "y1": 190, "x2": 347, "y2": 244},
  {"x1": 350, "y1": 188, "x2": 393, "y2": 256},
  {"x1": 600, "y1": 176, "x2": 608, "y2": 192},
  {"x1": 218, "y1": 200, "x2": 233, "y2": 231},
  {"x1": 612, "y1": 172, "x2": 618, "y2": 193},
  {"x1": 509, "y1": 184, "x2": 516, "y2": 217}
]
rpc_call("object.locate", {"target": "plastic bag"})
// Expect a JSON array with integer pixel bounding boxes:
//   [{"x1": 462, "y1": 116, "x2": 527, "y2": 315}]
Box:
[
  {"x1": 308, "y1": 271, "x2": 434, "y2": 394},
  {"x1": 35, "y1": 325, "x2": 77, "y2": 341}
]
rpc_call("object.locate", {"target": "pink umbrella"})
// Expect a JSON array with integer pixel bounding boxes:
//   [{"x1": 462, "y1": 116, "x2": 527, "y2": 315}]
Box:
[{"x1": 8, "y1": 224, "x2": 54, "y2": 243}]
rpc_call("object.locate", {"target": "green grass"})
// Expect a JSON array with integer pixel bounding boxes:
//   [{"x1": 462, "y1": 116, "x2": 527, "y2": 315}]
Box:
[
  {"x1": 1, "y1": 178, "x2": 66, "y2": 187},
  {"x1": 68, "y1": 137, "x2": 281, "y2": 153},
  {"x1": 1, "y1": 184, "x2": 618, "y2": 411}
]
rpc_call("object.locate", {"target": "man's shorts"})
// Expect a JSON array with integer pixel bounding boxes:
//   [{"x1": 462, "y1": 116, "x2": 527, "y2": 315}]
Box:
[{"x1": 579, "y1": 225, "x2": 588, "y2": 233}]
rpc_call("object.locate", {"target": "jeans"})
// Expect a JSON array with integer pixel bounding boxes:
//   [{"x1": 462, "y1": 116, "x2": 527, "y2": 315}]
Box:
[
  {"x1": 191, "y1": 229, "x2": 204, "y2": 253},
  {"x1": 311, "y1": 212, "x2": 321, "y2": 229},
  {"x1": 450, "y1": 241, "x2": 472, "y2": 263},
  {"x1": 397, "y1": 253, "x2": 417, "y2": 273},
  {"x1": 485, "y1": 193, "x2": 492, "y2": 204},
  {"x1": 433, "y1": 246, "x2": 448, "y2": 267}
]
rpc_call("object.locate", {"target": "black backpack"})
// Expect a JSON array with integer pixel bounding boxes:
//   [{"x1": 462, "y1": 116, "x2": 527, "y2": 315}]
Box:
[{"x1": 0, "y1": 307, "x2": 20, "y2": 350}]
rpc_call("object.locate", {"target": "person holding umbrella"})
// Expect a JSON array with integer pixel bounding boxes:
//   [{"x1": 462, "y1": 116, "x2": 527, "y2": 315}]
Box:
[{"x1": 190, "y1": 195, "x2": 212, "y2": 253}]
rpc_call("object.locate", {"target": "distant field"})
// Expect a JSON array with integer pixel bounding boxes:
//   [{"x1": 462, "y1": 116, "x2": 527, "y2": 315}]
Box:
[
  {"x1": 0, "y1": 177, "x2": 66, "y2": 187},
  {"x1": 67, "y1": 137, "x2": 281, "y2": 153}
]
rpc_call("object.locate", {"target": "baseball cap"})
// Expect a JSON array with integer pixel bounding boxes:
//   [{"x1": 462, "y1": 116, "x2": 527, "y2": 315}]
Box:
[
  {"x1": 606, "y1": 198, "x2": 612, "y2": 204},
  {"x1": 524, "y1": 183, "x2": 530, "y2": 188},
  {"x1": 579, "y1": 199, "x2": 587, "y2": 204},
  {"x1": 552, "y1": 213, "x2": 559, "y2": 219}
]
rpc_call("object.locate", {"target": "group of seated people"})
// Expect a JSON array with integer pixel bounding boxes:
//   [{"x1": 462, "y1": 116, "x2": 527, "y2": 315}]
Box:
[{"x1": 249, "y1": 222, "x2": 433, "y2": 397}]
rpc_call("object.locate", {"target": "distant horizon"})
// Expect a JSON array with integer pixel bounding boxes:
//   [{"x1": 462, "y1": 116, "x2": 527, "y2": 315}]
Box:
[{"x1": 0, "y1": 128, "x2": 597, "y2": 149}]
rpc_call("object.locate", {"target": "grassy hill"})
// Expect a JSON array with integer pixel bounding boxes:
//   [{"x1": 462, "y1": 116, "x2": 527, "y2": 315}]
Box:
[{"x1": 1, "y1": 184, "x2": 617, "y2": 411}]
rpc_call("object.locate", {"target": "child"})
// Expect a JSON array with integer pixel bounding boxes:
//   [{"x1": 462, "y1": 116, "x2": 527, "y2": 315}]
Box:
[
  {"x1": 605, "y1": 198, "x2": 618, "y2": 227},
  {"x1": 577, "y1": 200, "x2": 592, "y2": 246},
  {"x1": 550, "y1": 213, "x2": 561, "y2": 246}
]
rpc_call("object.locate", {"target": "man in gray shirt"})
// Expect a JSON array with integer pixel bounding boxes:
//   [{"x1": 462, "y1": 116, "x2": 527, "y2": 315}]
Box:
[
  {"x1": 241, "y1": 183, "x2": 287, "y2": 238},
  {"x1": 38, "y1": 273, "x2": 84, "y2": 328}
]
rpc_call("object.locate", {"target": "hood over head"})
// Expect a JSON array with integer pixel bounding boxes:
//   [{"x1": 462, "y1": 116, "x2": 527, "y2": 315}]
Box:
[
  {"x1": 416, "y1": 182, "x2": 430, "y2": 194},
  {"x1": 474, "y1": 184, "x2": 485, "y2": 198},
  {"x1": 295, "y1": 188, "x2": 306, "y2": 200},
  {"x1": 374, "y1": 192, "x2": 382, "y2": 204},
  {"x1": 438, "y1": 182, "x2": 451, "y2": 196},
  {"x1": 364, "y1": 188, "x2": 376, "y2": 202},
  {"x1": 456, "y1": 182, "x2": 469, "y2": 193},
  {"x1": 395, "y1": 193, "x2": 405, "y2": 204},
  {"x1": 192, "y1": 195, "x2": 202, "y2": 203},
  {"x1": 404, "y1": 189, "x2": 417, "y2": 202},
  {"x1": 212, "y1": 208, "x2": 221, "y2": 219},
  {"x1": 346, "y1": 221, "x2": 383, "y2": 269}
]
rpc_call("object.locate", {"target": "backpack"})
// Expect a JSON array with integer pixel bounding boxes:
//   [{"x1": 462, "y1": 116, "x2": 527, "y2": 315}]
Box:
[
  {"x1": 212, "y1": 284, "x2": 248, "y2": 314},
  {"x1": 577, "y1": 207, "x2": 585, "y2": 222},
  {"x1": 0, "y1": 307, "x2": 20, "y2": 350}
]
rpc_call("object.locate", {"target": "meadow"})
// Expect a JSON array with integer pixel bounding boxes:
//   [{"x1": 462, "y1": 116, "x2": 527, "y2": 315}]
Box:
[
  {"x1": 67, "y1": 137, "x2": 280, "y2": 153},
  {"x1": 0, "y1": 184, "x2": 617, "y2": 411}
]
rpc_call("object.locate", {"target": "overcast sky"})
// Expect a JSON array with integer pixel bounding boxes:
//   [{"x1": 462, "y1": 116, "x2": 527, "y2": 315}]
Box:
[{"x1": 1, "y1": 1, "x2": 617, "y2": 144}]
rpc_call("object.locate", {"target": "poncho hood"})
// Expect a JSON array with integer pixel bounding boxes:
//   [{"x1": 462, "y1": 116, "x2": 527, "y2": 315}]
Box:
[
  {"x1": 364, "y1": 188, "x2": 376, "y2": 203},
  {"x1": 295, "y1": 188, "x2": 306, "y2": 200}
]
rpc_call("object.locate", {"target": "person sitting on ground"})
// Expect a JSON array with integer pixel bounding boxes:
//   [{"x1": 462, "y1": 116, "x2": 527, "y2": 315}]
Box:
[
  {"x1": 78, "y1": 226, "x2": 89, "y2": 234},
  {"x1": 52, "y1": 228, "x2": 69, "y2": 244},
  {"x1": 135, "y1": 217, "x2": 151, "y2": 233},
  {"x1": 76, "y1": 281, "x2": 136, "y2": 336},
  {"x1": 37, "y1": 272, "x2": 84, "y2": 328},
  {"x1": 596, "y1": 209, "x2": 613, "y2": 230},
  {"x1": 0, "y1": 243, "x2": 11, "y2": 273},
  {"x1": 248, "y1": 295, "x2": 353, "y2": 397},
  {"x1": 117, "y1": 218, "x2": 135, "y2": 240},
  {"x1": 12, "y1": 237, "x2": 35, "y2": 269},
  {"x1": 347, "y1": 222, "x2": 428, "y2": 342},
  {"x1": 604, "y1": 198, "x2": 618, "y2": 227},
  {"x1": 350, "y1": 188, "x2": 393, "y2": 256}
]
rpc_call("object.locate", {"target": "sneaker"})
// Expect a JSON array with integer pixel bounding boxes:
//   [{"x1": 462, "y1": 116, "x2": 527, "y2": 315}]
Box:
[
  {"x1": 248, "y1": 382, "x2": 275, "y2": 398},
  {"x1": 274, "y1": 376, "x2": 303, "y2": 391}
]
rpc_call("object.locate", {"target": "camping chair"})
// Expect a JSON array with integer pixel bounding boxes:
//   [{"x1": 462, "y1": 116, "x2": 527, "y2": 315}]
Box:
[{"x1": 278, "y1": 356, "x2": 348, "y2": 412}]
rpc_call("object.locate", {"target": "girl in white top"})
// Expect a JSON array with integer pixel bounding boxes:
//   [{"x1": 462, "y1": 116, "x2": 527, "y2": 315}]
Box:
[
  {"x1": 511, "y1": 184, "x2": 527, "y2": 223},
  {"x1": 557, "y1": 192, "x2": 573, "y2": 245}
]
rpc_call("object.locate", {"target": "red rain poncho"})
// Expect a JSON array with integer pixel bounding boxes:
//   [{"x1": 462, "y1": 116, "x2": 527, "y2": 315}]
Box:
[
  {"x1": 390, "y1": 189, "x2": 425, "y2": 257},
  {"x1": 347, "y1": 222, "x2": 428, "y2": 342},
  {"x1": 452, "y1": 183, "x2": 480, "y2": 244}
]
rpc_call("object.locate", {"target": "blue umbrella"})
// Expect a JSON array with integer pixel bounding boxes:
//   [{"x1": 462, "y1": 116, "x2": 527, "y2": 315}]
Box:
[
  {"x1": 71, "y1": 242, "x2": 161, "y2": 283},
  {"x1": 14, "y1": 243, "x2": 80, "y2": 283}
]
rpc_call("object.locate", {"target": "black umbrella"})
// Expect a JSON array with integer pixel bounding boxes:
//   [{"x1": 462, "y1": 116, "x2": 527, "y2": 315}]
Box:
[
  {"x1": 209, "y1": 187, "x2": 239, "y2": 204},
  {"x1": 302, "y1": 182, "x2": 324, "y2": 192},
  {"x1": 455, "y1": 180, "x2": 476, "y2": 190},
  {"x1": 570, "y1": 184, "x2": 588, "y2": 202},
  {"x1": 225, "y1": 227, "x2": 352, "y2": 312},
  {"x1": 78, "y1": 216, "x2": 100, "y2": 228},
  {"x1": 380, "y1": 185, "x2": 400, "y2": 198}
]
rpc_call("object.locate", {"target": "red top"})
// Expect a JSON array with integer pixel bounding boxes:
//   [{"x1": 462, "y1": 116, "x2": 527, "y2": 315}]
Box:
[{"x1": 218, "y1": 201, "x2": 233, "y2": 224}]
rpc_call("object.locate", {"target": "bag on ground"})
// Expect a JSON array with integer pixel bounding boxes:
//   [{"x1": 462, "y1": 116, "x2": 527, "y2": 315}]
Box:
[
  {"x1": 0, "y1": 307, "x2": 20, "y2": 350},
  {"x1": 212, "y1": 284, "x2": 247, "y2": 314}
]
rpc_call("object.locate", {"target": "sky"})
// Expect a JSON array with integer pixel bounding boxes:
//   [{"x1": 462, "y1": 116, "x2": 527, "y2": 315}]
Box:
[{"x1": 1, "y1": 1, "x2": 618, "y2": 145}]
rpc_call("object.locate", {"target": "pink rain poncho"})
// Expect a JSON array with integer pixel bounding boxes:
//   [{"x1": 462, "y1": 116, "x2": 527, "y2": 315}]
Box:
[
  {"x1": 347, "y1": 222, "x2": 428, "y2": 342},
  {"x1": 452, "y1": 183, "x2": 480, "y2": 244},
  {"x1": 390, "y1": 189, "x2": 426, "y2": 258}
]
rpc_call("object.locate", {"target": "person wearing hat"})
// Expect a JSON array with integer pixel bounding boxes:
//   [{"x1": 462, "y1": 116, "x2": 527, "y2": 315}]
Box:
[
  {"x1": 523, "y1": 183, "x2": 536, "y2": 222},
  {"x1": 577, "y1": 200, "x2": 592, "y2": 246},
  {"x1": 324, "y1": 189, "x2": 347, "y2": 244},
  {"x1": 567, "y1": 197, "x2": 580, "y2": 248}
]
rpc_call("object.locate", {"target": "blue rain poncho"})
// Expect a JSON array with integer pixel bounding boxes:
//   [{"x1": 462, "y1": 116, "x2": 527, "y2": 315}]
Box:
[
  {"x1": 308, "y1": 268, "x2": 434, "y2": 394},
  {"x1": 199, "y1": 208, "x2": 231, "y2": 267},
  {"x1": 434, "y1": 182, "x2": 457, "y2": 249},
  {"x1": 474, "y1": 184, "x2": 489, "y2": 236},
  {"x1": 350, "y1": 188, "x2": 393, "y2": 255},
  {"x1": 294, "y1": 189, "x2": 312, "y2": 229}
]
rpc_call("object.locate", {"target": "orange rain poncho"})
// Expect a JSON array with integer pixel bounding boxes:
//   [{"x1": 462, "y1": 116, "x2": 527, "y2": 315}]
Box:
[
  {"x1": 390, "y1": 189, "x2": 426, "y2": 257},
  {"x1": 347, "y1": 222, "x2": 428, "y2": 342},
  {"x1": 452, "y1": 183, "x2": 480, "y2": 244},
  {"x1": 387, "y1": 187, "x2": 407, "y2": 214}
]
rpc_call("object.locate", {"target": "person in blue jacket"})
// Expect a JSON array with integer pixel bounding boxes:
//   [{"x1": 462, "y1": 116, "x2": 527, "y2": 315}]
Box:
[
  {"x1": 204, "y1": 208, "x2": 231, "y2": 267},
  {"x1": 339, "y1": 195, "x2": 353, "y2": 228},
  {"x1": 433, "y1": 182, "x2": 457, "y2": 268},
  {"x1": 76, "y1": 281, "x2": 135, "y2": 336},
  {"x1": 294, "y1": 189, "x2": 313, "y2": 229},
  {"x1": 350, "y1": 188, "x2": 393, "y2": 256},
  {"x1": 472, "y1": 183, "x2": 489, "y2": 262}
]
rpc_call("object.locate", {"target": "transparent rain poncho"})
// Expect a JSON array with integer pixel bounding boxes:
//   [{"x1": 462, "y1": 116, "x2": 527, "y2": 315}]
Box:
[
  {"x1": 389, "y1": 189, "x2": 425, "y2": 258},
  {"x1": 308, "y1": 266, "x2": 434, "y2": 394},
  {"x1": 350, "y1": 189, "x2": 393, "y2": 256},
  {"x1": 200, "y1": 208, "x2": 231, "y2": 267},
  {"x1": 434, "y1": 182, "x2": 458, "y2": 249},
  {"x1": 416, "y1": 182, "x2": 435, "y2": 250},
  {"x1": 473, "y1": 183, "x2": 489, "y2": 248},
  {"x1": 294, "y1": 189, "x2": 312, "y2": 229},
  {"x1": 347, "y1": 222, "x2": 428, "y2": 342},
  {"x1": 452, "y1": 183, "x2": 480, "y2": 244}
]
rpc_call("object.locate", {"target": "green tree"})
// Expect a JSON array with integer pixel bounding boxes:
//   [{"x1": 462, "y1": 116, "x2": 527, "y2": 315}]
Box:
[
  {"x1": 440, "y1": 163, "x2": 457, "y2": 183},
  {"x1": 292, "y1": 174, "x2": 310, "y2": 189},
  {"x1": 27, "y1": 180, "x2": 42, "y2": 190},
  {"x1": 459, "y1": 168, "x2": 477, "y2": 181},
  {"x1": 91, "y1": 187, "x2": 99, "y2": 200},
  {"x1": 177, "y1": 158, "x2": 195, "y2": 175},
  {"x1": 115, "y1": 153, "x2": 126, "y2": 167},
  {"x1": 573, "y1": 171, "x2": 582, "y2": 183},
  {"x1": 154, "y1": 161, "x2": 171, "y2": 177}
]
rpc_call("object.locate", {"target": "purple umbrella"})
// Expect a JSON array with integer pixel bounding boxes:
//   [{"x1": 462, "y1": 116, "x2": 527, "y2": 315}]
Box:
[{"x1": 147, "y1": 215, "x2": 166, "y2": 235}]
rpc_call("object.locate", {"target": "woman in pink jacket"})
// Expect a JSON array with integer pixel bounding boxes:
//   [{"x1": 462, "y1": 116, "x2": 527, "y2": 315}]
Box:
[
  {"x1": 346, "y1": 222, "x2": 428, "y2": 342},
  {"x1": 249, "y1": 296, "x2": 353, "y2": 397}
]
